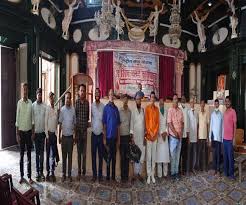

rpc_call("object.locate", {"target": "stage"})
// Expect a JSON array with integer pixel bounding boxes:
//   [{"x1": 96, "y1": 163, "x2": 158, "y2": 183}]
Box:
[{"x1": 84, "y1": 40, "x2": 187, "y2": 99}]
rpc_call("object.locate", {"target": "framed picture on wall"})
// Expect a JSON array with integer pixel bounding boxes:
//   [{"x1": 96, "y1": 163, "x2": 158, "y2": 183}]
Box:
[{"x1": 217, "y1": 74, "x2": 226, "y2": 91}]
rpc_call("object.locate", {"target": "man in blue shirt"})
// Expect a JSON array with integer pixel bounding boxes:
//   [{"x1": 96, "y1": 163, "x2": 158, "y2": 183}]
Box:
[
  {"x1": 134, "y1": 83, "x2": 144, "y2": 99},
  {"x1": 103, "y1": 89, "x2": 120, "y2": 181},
  {"x1": 209, "y1": 99, "x2": 223, "y2": 176}
]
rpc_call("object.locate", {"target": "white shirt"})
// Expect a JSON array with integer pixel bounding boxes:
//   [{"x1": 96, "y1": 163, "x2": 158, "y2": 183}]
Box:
[
  {"x1": 45, "y1": 104, "x2": 58, "y2": 135},
  {"x1": 198, "y1": 111, "x2": 209, "y2": 140},
  {"x1": 130, "y1": 107, "x2": 145, "y2": 146},
  {"x1": 179, "y1": 104, "x2": 190, "y2": 138},
  {"x1": 209, "y1": 110, "x2": 223, "y2": 142},
  {"x1": 32, "y1": 101, "x2": 46, "y2": 133},
  {"x1": 91, "y1": 102, "x2": 104, "y2": 135},
  {"x1": 156, "y1": 109, "x2": 170, "y2": 163},
  {"x1": 187, "y1": 108, "x2": 198, "y2": 143}
]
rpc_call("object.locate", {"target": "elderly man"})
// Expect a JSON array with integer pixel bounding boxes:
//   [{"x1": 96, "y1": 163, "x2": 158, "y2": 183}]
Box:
[
  {"x1": 130, "y1": 94, "x2": 145, "y2": 183},
  {"x1": 156, "y1": 98, "x2": 170, "y2": 178}
]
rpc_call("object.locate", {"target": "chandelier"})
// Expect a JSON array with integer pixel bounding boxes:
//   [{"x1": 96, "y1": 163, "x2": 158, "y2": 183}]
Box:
[
  {"x1": 169, "y1": 4, "x2": 182, "y2": 44},
  {"x1": 94, "y1": 0, "x2": 115, "y2": 37}
]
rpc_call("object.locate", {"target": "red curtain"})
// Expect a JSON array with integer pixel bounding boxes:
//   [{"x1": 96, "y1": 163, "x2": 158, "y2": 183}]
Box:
[
  {"x1": 159, "y1": 56, "x2": 175, "y2": 99},
  {"x1": 98, "y1": 52, "x2": 113, "y2": 97}
]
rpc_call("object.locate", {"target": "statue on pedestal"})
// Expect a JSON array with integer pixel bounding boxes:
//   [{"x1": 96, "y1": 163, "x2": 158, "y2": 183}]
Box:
[
  {"x1": 148, "y1": 3, "x2": 165, "y2": 43},
  {"x1": 31, "y1": 0, "x2": 41, "y2": 15},
  {"x1": 62, "y1": 0, "x2": 81, "y2": 40},
  {"x1": 191, "y1": 11, "x2": 209, "y2": 52},
  {"x1": 226, "y1": 0, "x2": 238, "y2": 39}
]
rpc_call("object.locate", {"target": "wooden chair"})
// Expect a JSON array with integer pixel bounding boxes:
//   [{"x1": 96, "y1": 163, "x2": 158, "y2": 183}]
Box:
[
  {"x1": 234, "y1": 129, "x2": 246, "y2": 153},
  {"x1": 0, "y1": 174, "x2": 40, "y2": 205},
  {"x1": 0, "y1": 176, "x2": 13, "y2": 205}
]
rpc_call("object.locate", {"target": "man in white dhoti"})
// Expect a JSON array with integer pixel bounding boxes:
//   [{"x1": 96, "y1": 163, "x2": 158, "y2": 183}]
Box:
[
  {"x1": 156, "y1": 99, "x2": 170, "y2": 178},
  {"x1": 130, "y1": 94, "x2": 145, "y2": 183}
]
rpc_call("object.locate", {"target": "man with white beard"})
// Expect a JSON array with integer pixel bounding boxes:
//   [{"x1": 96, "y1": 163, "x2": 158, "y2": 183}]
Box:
[{"x1": 130, "y1": 94, "x2": 145, "y2": 183}]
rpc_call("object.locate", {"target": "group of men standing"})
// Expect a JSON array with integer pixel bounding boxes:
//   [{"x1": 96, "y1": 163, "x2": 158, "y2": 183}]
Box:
[{"x1": 16, "y1": 82, "x2": 237, "y2": 185}]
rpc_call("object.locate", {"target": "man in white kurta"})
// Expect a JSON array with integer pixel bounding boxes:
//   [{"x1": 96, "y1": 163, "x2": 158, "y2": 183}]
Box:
[
  {"x1": 156, "y1": 99, "x2": 170, "y2": 178},
  {"x1": 130, "y1": 95, "x2": 146, "y2": 180}
]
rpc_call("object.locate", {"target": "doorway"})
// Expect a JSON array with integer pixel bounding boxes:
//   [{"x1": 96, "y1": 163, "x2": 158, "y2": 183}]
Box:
[
  {"x1": 39, "y1": 53, "x2": 60, "y2": 104},
  {"x1": 0, "y1": 45, "x2": 17, "y2": 149}
]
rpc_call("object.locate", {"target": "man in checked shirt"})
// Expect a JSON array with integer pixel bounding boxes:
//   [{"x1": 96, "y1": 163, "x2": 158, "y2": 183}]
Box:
[{"x1": 75, "y1": 84, "x2": 89, "y2": 180}]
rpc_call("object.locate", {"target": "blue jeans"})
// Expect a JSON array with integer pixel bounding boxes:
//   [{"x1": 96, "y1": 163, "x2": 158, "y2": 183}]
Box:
[
  {"x1": 169, "y1": 135, "x2": 182, "y2": 176},
  {"x1": 46, "y1": 132, "x2": 57, "y2": 175},
  {"x1": 212, "y1": 140, "x2": 221, "y2": 172},
  {"x1": 223, "y1": 139, "x2": 234, "y2": 177},
  {"x1": 91, "y1": 132, "x2": 103, "y2": 178}
]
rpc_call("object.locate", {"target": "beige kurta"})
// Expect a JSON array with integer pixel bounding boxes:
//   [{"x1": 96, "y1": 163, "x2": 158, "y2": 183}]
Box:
[
  {"x1": 156, "y1": 109, "x2": 170, "y2": 163},
  {"x1": 130, "y1": 107, "x2": 146, "y2": 163}
]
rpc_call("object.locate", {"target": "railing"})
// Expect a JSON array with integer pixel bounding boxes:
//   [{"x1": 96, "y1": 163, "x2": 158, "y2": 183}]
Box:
[{"x1": 54, "y1": 85, "x2": 71, "y2": 107}]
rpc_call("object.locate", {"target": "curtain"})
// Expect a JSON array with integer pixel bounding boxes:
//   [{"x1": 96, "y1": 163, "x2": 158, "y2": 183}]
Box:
[
  {"x1": 98, "y1": 51, "x2": 113, "y2": 97},
  {"x1": 159, "y1": 56, "x2": 175, "y2": 99}
]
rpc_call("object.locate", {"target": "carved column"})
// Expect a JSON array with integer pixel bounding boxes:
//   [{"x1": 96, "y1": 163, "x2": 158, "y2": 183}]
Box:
[
  {"x1": 189, "y1": 63, "x2": 196, "y2": 100},
  {"x1": 175, "y1": 59, "x2": 183, "y2": 98}
]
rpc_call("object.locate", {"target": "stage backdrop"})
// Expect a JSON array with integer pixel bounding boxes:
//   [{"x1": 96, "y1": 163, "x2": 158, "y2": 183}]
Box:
[{"x1": 113, "y1": 51, "x2": 159, "y2": 97}]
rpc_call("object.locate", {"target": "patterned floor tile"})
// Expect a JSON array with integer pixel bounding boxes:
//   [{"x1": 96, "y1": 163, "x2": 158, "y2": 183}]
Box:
[
  {"x1": 228, "y1": 189, "x2": 244, "y2": 202},
  {"x1": 182, "y1": 195, "x2": 201, "y2": 205},
  {"x1": 200, "y1": 189, "x2": 217, "y2": 202},
  {"x1": 116, "y1": 191, "x2": 133, "y2": 204},
  {"x1": 137, "y1": 191, "x2": 155, "y2": 204},
  {"x1": 1, "y1": 146, "x2": 246, "y2": 205},
  {"x1": 95, "y1": 187, "x2": 112, "y2": 202},
  {"x1": 157, "y1": 188, "x2": 169, "y2": 201},
  {"x1": 215, "y1": 181, "x2": 229, "y2": 192},
  {"x1": 75, "y1": 183, "x2": 93, "y2": 194}
]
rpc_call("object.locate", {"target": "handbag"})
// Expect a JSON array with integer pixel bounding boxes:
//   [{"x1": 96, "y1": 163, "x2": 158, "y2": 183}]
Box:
[{"x1": 128, "y1": 143, "x2": 142, "y2": 163}]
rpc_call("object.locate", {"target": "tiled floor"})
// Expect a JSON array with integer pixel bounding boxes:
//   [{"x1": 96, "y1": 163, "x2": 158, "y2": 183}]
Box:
[{"x1": 0, "y1": 146, "x2": 246, "y2": 205}]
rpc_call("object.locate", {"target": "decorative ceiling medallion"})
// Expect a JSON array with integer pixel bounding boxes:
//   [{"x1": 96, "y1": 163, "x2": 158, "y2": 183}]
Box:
[
  {"x1": 41, "y1": 8, "x2": 56, "y2": 29},
  {"x1": 162, "y1": 34, "x2": 181, "y2": 49},
  {"x1": 212, "y1": 27, "x2": 228, "y2": 45},
  {"x1": 128, "y1": 28, "x2": 145, "y2": 42},
  {"x1": 187, "y1": 40, "x2": 194, "y2": 53},
  {"x1": 88, "y1": 27, "x2": 109, "y2": 41},
  {"x1": 7, "y1": 0, "x2": 21, "y2": 3},
  {"x1": 73, "y1": 29, "x2": 82, "y2": 43}
]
